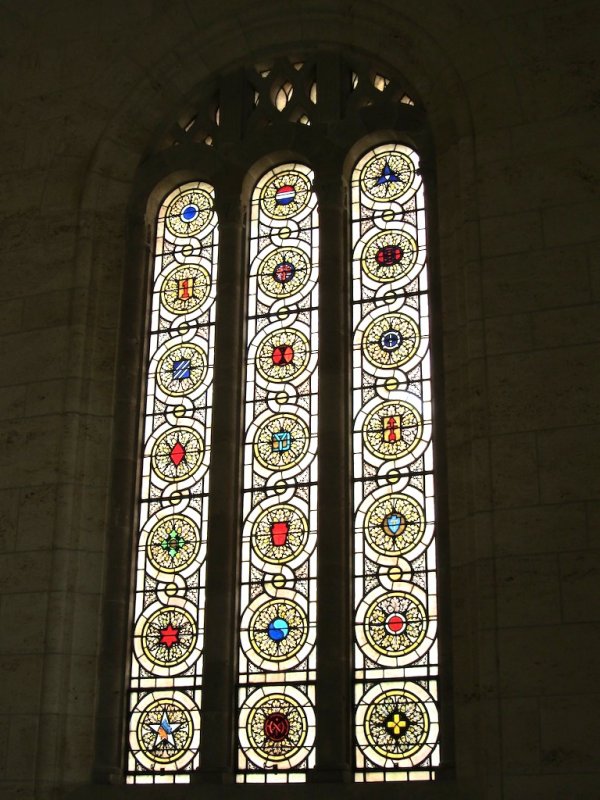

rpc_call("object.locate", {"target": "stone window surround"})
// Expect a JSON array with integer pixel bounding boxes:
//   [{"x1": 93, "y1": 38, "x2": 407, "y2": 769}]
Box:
[{"x1": 86, "y1": 50, "x2": 454, "y2": 798}]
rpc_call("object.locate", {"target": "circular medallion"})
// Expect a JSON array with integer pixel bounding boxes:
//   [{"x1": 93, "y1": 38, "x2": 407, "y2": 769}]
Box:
[
  {"x1": 151, "y1": 427, "x2": 204, "y2": 482},
  {"x1": 160, "y1": 264, "x2": 212, "y2": 315},
  {"x1": 251, "y1": 504, "x2": 309, "y2": 564},
  {"x1": 134, "y1": 696, "x2": 195, "y2": 765},
  {"x1": 364, "y1": 494, "x2": 425, "y2": 557},
  {"x1": 363, "y1": 401, "x2": 423, "y2": 461},
  {"x1": 256, "y1": 328, "x2": 311, "y2": 384},
  {"x1": 361, "y1": 230, "x2": 418, "y2": 283},
  {"x1": 178, "y1": 242, "x2": 198, "y2": 258},
  {"x1": 243, "y1": 691, "x2": 308, "y2": 764},
  {"x1": 260, "y1": 170, "x2": 311, "y2": 219},
  {"x1": 156, "y1": 343, "x2": 208, "y2": 397},
  {"x1": 264, "y1": 711, "x2": 289, "y2": 741},
  {"x1": 269, "y1": 574, "x2": 287, "y2": 590},
  {"x1": 140, "y1": 606, "x2": 197, "y2": 668},
  {"x1": 361, "y1": 684, "x2": 436, "y2": 765},
  {"x1": 247, "y1": 598, "x2": 308, "y2": 663},
  {"x1": 362, "y1": 591, "x2": 427, "y2": 658},
  {"x1": 165, "y1": 189, "x2": 214, "y2": 236},
  {"x1": 146, "y1": 515, "x2": 201, "y2": 573},
  {"x1": 257, "y1": 247, "x2": 311, "y2": 298},
  {"x1": 386, "y1": 564, "x2": 406, "y2": 582},
  {"x1": 359, "y1": 151, "x2": 416, "y2": 203},
  {"x1": 253, "y1": 413, "x2": 310, "y2": 471},
  {"x1": 363, "y1": 313, "x2": 421, "y2": 370}
]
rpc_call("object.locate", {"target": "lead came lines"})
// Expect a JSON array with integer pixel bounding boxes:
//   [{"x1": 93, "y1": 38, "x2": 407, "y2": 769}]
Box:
[
  {"x1": 237, "y1": 164, "x2": 318, "y2": 781},
  {"x1": 127, "y1": 183, "x2": 219, "y2": 783},
  {"x1": 351, "y1": 146, "x2": 439, "y2": 779}
]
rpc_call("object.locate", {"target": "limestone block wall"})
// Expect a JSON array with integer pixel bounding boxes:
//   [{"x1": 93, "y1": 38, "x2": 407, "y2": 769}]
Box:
[{"x1": 0, "y1": 1, "x2": 598, "y2": 799}]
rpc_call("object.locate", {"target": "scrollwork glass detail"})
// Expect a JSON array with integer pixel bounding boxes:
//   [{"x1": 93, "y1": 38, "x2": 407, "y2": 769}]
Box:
[
  {"x1": 127, "y1": 182, "x2": 218, "y2": 783},
  {"x1": 237, "y1": 164, "x2": 318, "y2": 781},
  {"x1": 351, "y1": 145, "x2": 439, "y2": 780}
]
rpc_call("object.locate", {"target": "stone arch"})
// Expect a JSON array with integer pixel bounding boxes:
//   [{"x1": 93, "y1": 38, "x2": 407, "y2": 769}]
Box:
[{"x1": 54, "y1": 5, "x2": 519, "y2": 794}]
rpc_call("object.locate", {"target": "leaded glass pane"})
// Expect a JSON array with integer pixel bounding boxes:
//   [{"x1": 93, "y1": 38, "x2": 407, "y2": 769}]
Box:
[
  {"x1": 351, "y1": 145, "x2": 439, "y2": 781},
  {"x1": 126, "y1": 182, "x2": 219, "y2": 783},
  {"x1": 237, "y1": 164, "x2": 319, "y2": 782}
]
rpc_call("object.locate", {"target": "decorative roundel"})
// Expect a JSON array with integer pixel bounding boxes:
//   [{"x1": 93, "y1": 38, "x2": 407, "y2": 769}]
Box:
[
  {"x1": 260, "y1": 170, "x2": 311, "y2": 219},
  {"x1": 257, "y1": 247, "x2": 311, "y2": 298},
  {"x1": 133, "y1": 695, "x2": 196, "y2": 766},
  {"x1": 165, "y1": 189, "x2": 214, "y2": 236},
  {"x1": 360, "y1": 683, "x2": 436, "y2": 764},
  {"x1": 251, "y1": 504, "x2": 309, "y2": 564},
  {"x1": 362, "y1": 591, "x2": 427, "y2": 658},
  {"x1": 156, "y1": 342, "x2": 208, "y2": 397},
  {"x1": 247, "y1": 598, "x2": 308, "y2": 663},
  {"x1": 359, "y1": 151, "x2": 416, "y2": 203},
  {"x1": 242, "y1": 690, "x2": 309, "y2": 765},
  {"x1": 151, "y1": 427, "x2": 204, "y2": 482},
  {"x1": 361, "y1": 230, "x2": 418, "y2": 283},
  {"x1": 140, "y1": 606, "x2": 197, "y2": 668},
  {"x1": 253, "y1": 413, "x2": 310, "y2": 471},
  {"x1": 362, "y1": 313, "x2": 421, "y2": 370},
  {"x1": 146, "y1": 514, "x2": 201, "y2": 573},
  {"x1": 255, "y1": 328, "x2": 311, "y2": 384},
  {"x1": 160, "y1": 264, "x2": 212, "y2": 315},
  {"x1": 363, "y1": 400, "x2": 423, "y2": 461},
  {"x1": 364, "y1": 494, "x2": 425, "y2": 557}
]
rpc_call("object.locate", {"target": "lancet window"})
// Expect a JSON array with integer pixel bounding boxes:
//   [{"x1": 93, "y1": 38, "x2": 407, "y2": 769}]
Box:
[{"x1": 123, "y1": 54, "x2": 443, "y2": 786}]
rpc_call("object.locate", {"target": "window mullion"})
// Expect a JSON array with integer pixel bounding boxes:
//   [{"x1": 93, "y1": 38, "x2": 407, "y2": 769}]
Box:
[
  {"x1": 198, "y1": 197, "x2": 245, "y2": 780},
  {"x1": 312, "y1": 167, "x2": 352, "y2": 779}
]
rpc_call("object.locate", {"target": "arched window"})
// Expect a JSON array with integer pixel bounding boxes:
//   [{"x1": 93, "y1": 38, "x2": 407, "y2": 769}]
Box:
[
  {"x1": 125, "y1": 53, "x2": 444, "y2": 786},
  {"x1": 351, "y1": 145, "x2": 439, "y2": 780},
  {"x1": 128, "y1": 182, "x2": 219, "y2": 778},
  {"x1": 237, "y1": 163, "x2": 319, "y2": 778}
]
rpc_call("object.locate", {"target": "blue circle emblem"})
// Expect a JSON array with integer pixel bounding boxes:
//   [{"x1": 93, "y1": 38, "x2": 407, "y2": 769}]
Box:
[
  {"x1": 181, "y1": 204, "x2": 199, "y2": 222},
  {"x1": 380, "y1": 330, "x2": 402, "y2": 351},
  {"x1": 267, "y1": 617, "x2": 289, "y2": 641}
]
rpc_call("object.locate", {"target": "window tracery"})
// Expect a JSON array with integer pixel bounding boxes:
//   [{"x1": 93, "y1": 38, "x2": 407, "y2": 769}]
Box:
[{"x1": 125, "y1": 54, "x2": 442, "y2": 786}]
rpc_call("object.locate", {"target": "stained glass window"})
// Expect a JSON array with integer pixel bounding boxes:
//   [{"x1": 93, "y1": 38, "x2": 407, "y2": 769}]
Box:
[
  {"x1": 237, "y1": 164, "x2": 319, "y2": 782},
  {"x1": 125, "y1": 58, "x2": 444, "y2": 786},
  {"x1": 127, "y1": 183, "x2": 218, "y2": 783},
  {"x1": 351, "y1": 145, "x2": 440, "y2": 780}
]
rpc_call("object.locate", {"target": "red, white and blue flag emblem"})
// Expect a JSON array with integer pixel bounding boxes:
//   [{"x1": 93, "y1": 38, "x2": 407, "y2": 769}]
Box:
[{"x1": 275, "y1": 184, "x2": 296, "y2": 205}]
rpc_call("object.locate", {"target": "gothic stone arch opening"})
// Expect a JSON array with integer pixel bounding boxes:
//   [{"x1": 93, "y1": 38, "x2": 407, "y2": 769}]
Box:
[{"x1": 99, "y1": 50, "x2": 451, "y2": 793}]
